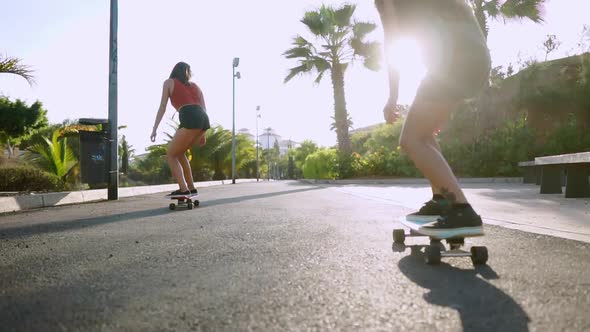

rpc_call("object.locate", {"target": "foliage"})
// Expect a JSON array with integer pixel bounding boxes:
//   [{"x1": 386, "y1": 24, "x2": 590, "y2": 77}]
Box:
[
  {"x1": 302, "y1": 148, "x2": 339, "y2": 179},
  {"x1": 119, "y1": 134, "x2": 134, "y2": 175},
  {"x1": 0, "y1": 54, "x2": 35, "y2": 84},
  {"x1": 0, "y1": 165, "x2": 64, "y2": 192},
  {"x1": 541, "y1": 113, "x2": 590, "y2": 156},
  {"x1": 0, "y1": 97, "x2": 49, "y2": 157},
  {"x1": 517, "y1": 54, "x2": 590, "y2": 112},
  {"x1": 24, "y1": 129, "x2": 78, "y2": 183},
  {"x1": 128, "y1": 144, "x2": 171, "y2": 185},
  {"x1": 469, "y1": 0, "x2": 546, "y2": 40},
  {"x1": 284, "y1": 3, "x2": 381, "y2": 155},
  {"x1": 442, "y1": 116, "x2": 537, "y2": 176},
  {"x1": 542, "y1": 34, "x2": 561, "y2": 61},
  {"x1": 234, "y1": 133, "x2": 257, "y2": 179},
  {"x1": 190, "y1": 125, "x2": 233, "y2": 180},
  {"x1": 293, "y1": 140, "x2": 318, "y2": 169}
]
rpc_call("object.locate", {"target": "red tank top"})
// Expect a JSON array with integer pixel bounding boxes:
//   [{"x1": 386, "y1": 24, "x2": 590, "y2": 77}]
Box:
[{"x1": 170, "y1": 79, "x2": 204, "y2": 110}]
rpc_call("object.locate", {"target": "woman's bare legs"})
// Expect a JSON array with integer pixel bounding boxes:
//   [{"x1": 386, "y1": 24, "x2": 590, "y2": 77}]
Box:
[
  {"x1": 167, "y1": 128, "x2": 203, "y2": 192},
  {"x1": 399, "y1": 97, "x2": 467, "y2": 204},
  {"x1": 178, "y1": 154, "x2": 196, "y2": 191},
  {"x1": 426, "y1": 135, "x2": 444, "y2": 197}
]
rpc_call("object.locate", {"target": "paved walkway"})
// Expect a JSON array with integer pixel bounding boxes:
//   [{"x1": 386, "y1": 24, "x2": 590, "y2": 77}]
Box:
[
  {"x1": 305, "y1": 180, "x2": 590, "y2": 243},
  {"x1": 2, "y1": 178, "x2": 588, "y2": 242},
  {"x1": 1, "y1": 181, "x2": 588, "y2": 331}
]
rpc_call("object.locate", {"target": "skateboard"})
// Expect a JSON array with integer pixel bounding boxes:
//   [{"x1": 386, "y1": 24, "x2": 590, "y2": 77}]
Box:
[
  {"x1": 393, "y1": 216, "x2": 488, "y2": 266},
  {"x1": 167, "y1": 193, "x2": 200, "y2": 210}
]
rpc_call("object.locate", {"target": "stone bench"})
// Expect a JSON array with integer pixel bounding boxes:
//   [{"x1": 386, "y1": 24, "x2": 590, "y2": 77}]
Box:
[
  {"x1": 517, "y1": 160, "x2": 540, "y2": 184},
  {"x1": 534, "y1": 152, "x2": 590, "y2": 198}
]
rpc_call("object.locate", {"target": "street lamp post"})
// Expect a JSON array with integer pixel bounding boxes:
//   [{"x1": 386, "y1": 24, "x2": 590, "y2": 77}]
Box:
[
  {"x1": 267, "y1": 128, "x2": 270, "y2": 181},
  {"x1": 107, "y1": 0, "x2": 119, "y2": 200},
  {"x1": 232, "y1": 57, "x2": 240, "y2": 184},
  {"x1": 256, "y1": 106, "x2": 261, "y2": 182}
]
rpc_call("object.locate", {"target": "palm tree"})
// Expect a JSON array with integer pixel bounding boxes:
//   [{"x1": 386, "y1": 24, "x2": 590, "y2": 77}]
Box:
[
  {"x1": 469, "y1": 0, "x2": 546, "y2": 40},
  {"x1": 0, "y1": 55, "x2": 35, "y2": 84},
  {"x1": 190, "y1": 126, "x2": 233, "y2": 180},
  {"x1": 284, "y1": 4, "x2": 381, "y2": 155},
  {"x1": 119, "y1": 135, "x2": 134, "y2": 175},
  {"x1": 25, "y1": 129, "x2": 77, "y2": 182}
]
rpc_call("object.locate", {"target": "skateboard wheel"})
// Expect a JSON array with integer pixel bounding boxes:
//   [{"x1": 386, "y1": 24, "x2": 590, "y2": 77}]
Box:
[
  {"x1": 169, "y1": 203, "x2": 176, "y2": 210},
  {"x1": 393, "y1": 229, "x2": 405, "y2": 243},
  {"x1": 194, "y1": 200, "x2": 200, "y2": 207},
  {"x1": 392, "y1": 242, "x2": 405, "y2": 253},
  {"x1": 187, "y1": 201, "x2": 194, "y2": 210},
  {"x1": 470, "y1": 246, "x2": 488, "y2": 265},
  {"x1": 424, "y1": 245, "x2": 442, "y2": 265}
]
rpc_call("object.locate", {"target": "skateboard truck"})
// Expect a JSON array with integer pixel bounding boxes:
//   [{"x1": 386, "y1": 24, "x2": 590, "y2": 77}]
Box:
[
  {"x1": 168, "y1": 194, "x2": 200, "y2": 210},
  {"x1": 393, "y1": 228, "x2": 488, "y2": 265}
]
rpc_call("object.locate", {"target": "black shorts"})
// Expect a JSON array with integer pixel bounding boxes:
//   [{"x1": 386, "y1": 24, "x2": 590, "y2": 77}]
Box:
[{"x1": 178, "y1": 105, "x2": 210, "y2": 130}]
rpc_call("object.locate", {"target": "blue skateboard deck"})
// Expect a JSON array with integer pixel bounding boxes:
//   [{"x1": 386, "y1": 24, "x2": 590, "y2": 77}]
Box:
[{"x1": 394, "y1": 216, "x2": 488, "y2": 265}]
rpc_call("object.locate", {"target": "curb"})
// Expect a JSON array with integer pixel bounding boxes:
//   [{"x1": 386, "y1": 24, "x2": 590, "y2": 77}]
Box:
[{"x1": 0, "y1": 179, "x2": 258, "y2": 214}]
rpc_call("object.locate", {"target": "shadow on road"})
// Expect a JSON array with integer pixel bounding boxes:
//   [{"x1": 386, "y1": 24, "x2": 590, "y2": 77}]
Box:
[
  {"x1": 398, "y1": 253, "x2": 530, "y2": 332},
  {"x1": 0, "y1": 187, "x2": 324, "y2": 240},
  {"x1": 0, "y1": 207, "x2": 171, "y2": 240},
  {"x1": 200, "y1": 186, "x2": 324, "y2": 208}
]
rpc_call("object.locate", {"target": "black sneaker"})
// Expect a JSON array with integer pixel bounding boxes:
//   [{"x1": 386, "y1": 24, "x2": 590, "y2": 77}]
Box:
[
  {"x1": 189, "y1": 188, "x2": 198, "y2": 194},
  {"x1": 418, "y1": 204, "x2": 484, "y2": 239},
  {"x1": 406, "y1": 199, "x2": 447, "y2": 222},
  {"x1": 166, "y1": 189, "x2": 190, "y2": 197}
]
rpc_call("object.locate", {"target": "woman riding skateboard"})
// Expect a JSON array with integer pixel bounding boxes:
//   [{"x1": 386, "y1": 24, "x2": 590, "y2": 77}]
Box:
[
  {"x1": 375, "y1": 0, "x2": 491, "y2": 238},
  {"x1": 151, "y1": 62, "x2": 210, "y2": 197}
]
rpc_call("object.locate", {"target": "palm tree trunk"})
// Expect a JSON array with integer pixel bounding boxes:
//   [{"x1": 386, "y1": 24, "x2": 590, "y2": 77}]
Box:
[
  {"x1": 330, "y1": 62, "x2": 351, "y2": 154},
  {"x1": 6, "y1": 141, "x2": 14, "y2": 158}
]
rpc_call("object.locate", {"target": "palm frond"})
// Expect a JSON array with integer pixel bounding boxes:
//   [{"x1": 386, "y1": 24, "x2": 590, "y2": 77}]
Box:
[
  {"x1": 311, "y1": 57, "x2": 331, "y2": 72},
  {"x1": 361, "y1": 42, "x2": 382, "y2": 71},
  {"x1": 284, "y1": 64, "x2": 310, "y2": 83},
  {"x1": 332, "y1": 4, "x2": 356, "y2": 28},
  {"x1": 500, "y1": 0, "x2": 545, "y2": 23},
  {"x1": 352, "y1": 21, "x2": 377, "y2": 39},
  {"x1": 482, "y1": 0, "x2": 502, "y2": 18},
  {"x1": 302, "y1": 10, "x2": 327, "y2": 36},
  {"x1": 0, "y1": 55, "x2": 35, "y2": 85},
  {"x1": 294, "y1": 36, "x2": 311, "y2": 47},
  {"x1": 283, "y1": 46, "x2": 313, "y2": 59}
]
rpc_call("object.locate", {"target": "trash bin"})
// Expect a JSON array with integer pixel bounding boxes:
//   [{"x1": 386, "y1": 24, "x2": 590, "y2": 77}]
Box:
[{"x1": 79, "y1": 118, "x2": 109, "y2": 185}]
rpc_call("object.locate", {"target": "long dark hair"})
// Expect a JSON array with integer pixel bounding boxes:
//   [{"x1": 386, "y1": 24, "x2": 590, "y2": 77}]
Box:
[{"x1": 169, "y1": 62, "x2": 191, "y2": 85}]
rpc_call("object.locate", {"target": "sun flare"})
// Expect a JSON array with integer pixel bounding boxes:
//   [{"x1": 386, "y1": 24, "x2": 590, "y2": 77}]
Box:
[{"x1": 387, "y1": 37, "x2": 427, "y2": 103}]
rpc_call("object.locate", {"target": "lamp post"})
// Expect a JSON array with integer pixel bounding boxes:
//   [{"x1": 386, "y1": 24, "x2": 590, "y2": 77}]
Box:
[
  {"x1": 267, "y1": 128, "x2": 270, "y2": 181},
  {"x1": 107, "y1": 0, "x2": 119, "y2": 200},
  {"x1": 232, "y1": 57, "x2": 240, "y2": 184},
  {"x1": 256, "y1": 106, "x2": 261, "y2": 182}
]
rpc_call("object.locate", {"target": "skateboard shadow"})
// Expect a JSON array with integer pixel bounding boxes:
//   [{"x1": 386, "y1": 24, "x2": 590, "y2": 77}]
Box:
[{"x1": 398, "y1": 253, "x2": 530, "y2": 332}]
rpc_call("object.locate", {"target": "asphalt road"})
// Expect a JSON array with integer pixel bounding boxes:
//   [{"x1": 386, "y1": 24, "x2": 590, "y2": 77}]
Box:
[{"x1": 1, "y1": 181, "x2": 588, "y2": 331}]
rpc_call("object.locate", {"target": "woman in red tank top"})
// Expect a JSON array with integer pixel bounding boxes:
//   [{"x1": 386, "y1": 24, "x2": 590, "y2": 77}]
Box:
[{"x1": 151, "y1": 62, "x2": 211, "y2": 196}]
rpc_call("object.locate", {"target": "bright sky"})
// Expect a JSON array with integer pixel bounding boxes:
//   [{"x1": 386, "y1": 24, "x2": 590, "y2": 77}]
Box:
[{"x1": 1, "y1": 0, "x2": 588, "y2": 154}]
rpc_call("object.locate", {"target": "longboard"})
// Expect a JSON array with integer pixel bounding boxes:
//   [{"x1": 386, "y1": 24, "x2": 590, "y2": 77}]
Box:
[
  {"x1": 394, "y1": 216, "x2": 488, "y2": 265},
  {"x1": 400, "y1": 217, "x2": 484, "y2": 240},
  {"x1": 167, "y1": 193, "x2": 200, "y2": 210}
]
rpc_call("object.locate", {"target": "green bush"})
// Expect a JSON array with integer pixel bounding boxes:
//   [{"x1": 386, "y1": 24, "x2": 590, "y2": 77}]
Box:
[
  {"x1": 0, "y1": 165, "x2": 65, "y2": 192},
  {"x1": 442, "y1": 116, "x2": 537, "y2": 177},
  {"x1": 303, "y1": 149, "x2": 339, "y2": 179},
  {"x1": 541, "y1": 113, "x2": 590, "y2": 156}
]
